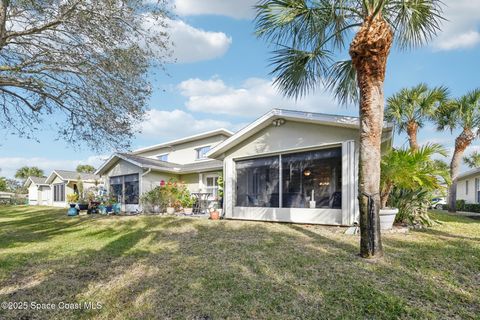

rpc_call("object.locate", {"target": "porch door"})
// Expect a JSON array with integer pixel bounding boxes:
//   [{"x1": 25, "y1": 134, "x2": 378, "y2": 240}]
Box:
[{"x1": 109, "y1": 174, "x2": 139, "y2": 212}]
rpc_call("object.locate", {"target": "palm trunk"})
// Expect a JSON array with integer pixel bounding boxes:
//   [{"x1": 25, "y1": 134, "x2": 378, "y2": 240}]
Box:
[
  {"x1": 350, "y1": 16, "x2": 393, "y2": 259},
  {"x1": 406, "y1": 121, "x2": 419, "y2": 151},
  {"x1": 448, "y1": 129, "x2": 475, "y2": 212}
]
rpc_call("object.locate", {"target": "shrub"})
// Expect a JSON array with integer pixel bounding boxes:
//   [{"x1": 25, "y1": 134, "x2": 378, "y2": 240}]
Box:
[
  {"x1": 141, "y1": 179, "x2": 193, "y2": 213},
  {"x1": 67, "y1": 193, "x2": 79, "y2": 203},
  {"x1": 388, "y1": 188, "x2": 436, "y2": 226},
  {"x1": 455, "y1": 199, "x2": 466, "y2": 211},
  {"x1": 464, "y1": 203, "x2": 480, "y2": 213}
]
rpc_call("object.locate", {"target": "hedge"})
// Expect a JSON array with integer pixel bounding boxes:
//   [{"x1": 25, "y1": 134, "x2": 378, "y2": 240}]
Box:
[{"x1": 443, "y1": 200, "x2": 480, "y2": 213}]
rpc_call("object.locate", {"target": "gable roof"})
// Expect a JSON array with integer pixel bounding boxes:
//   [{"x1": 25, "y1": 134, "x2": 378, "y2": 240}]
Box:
[
  {"x1": 457, "y1": 167, "x2": 480, "y2": 180},
  {"x1": 207, "y1": 108, "x2": 395, "y2": 159},
  {"x1": 95, "y1": 153, "x2": 223, "y2": 176},
  {"x1": 132, "y1": 128, "x2": 234, "y2": 155},
  {"x1": 24, "y1": 176, "x2": 48, "y2": 188},
  {"x1": 45, "y1": 170, "x2": 100, "y2": 184}
]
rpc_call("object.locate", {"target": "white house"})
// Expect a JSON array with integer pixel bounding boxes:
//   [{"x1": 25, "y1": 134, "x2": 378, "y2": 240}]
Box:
[
  {"x1": 456, "y1": 168, "x2": 480, "y2": 204},
  {"x1": 95, "y1": 129, "x2": 233, "y2": 212},
  {"x1": 25, "y1": 176, "x2": 50, "y2": 206},
  {"x1": 44, "y1": 170, "x2": 101, "y2": 207},
  {"x1": 207, "y1": 109, "x2": 394, "y2": 226}
]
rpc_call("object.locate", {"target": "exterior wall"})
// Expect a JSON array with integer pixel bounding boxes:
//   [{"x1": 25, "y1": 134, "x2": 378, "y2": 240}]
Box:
[
  {"x1": 142, "y1": 171, "x2": 179, "y2": 195},
  {"x1": 457, "y1": 174, "x2": 480, "y2": 204},
  {"x1": 135, "y1": 134, "x2": 229, "y2": 164},
  {"x1": 28, "y1": 184, "x2": 38, "y2": 205},
  {"x1": 38, "y1": 186, "x2": 51, "y2": 206},
  {"x1": 180, "y1": 173, "x2": 200, "y2": 193},
  {"x1": 221, "y1": 121, "x2": 373, "y2": 226}
]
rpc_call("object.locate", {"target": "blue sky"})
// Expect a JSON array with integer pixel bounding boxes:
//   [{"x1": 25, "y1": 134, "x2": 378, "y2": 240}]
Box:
[{"x1": 1, "y1": 0, "x2": 480, "y2": 178}]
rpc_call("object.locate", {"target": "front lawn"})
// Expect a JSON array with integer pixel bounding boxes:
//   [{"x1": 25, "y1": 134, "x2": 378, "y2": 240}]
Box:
[{"x1": 0, "y1": 206, "x2": 479, "y2": 319}]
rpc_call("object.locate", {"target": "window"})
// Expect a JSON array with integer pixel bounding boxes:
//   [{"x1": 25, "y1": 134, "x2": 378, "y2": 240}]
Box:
[
  {"x1": 236, "y1": 156, "x2": 280, "y2": 207},
  {"x1": 282, "y1": 148, "x2": 342, "y2": 208},
  {"x1": 196, "y1": 146, "x2": 211, "y2": 160},
  {"x1": 109, "y1": 174, "x2": 139, "y2": 204},
  {"x1": 156, "y1": 154, "x2": 168, "y2": 162},
  {"x1": 466, "y1": 180, "x2": 469, "y2": 195},
  {"x1": 235, "y1": 147, "x2": 342, "y2": 209},
  {"x1": 206, "y1": 176, "x2": 219, "y2": 198},
  {"x1": 476, "y1": 178, "x2": 479, "y2": 203},
  {"x1": 53, "y1": 183, "x2": 65, "y2": 202}
]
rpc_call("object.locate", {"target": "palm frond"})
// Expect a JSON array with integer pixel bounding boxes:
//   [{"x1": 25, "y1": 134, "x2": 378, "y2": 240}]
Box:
[
  {"x1": 385, "y1": 0, "x2": 445, "y2": 49},
  {"x1": 326, "y1": 59, "x2": 358, "y2": 105}
]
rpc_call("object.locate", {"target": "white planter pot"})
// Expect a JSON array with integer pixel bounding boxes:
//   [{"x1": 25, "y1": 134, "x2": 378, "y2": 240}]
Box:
[
  {"x1": 309, "y1": 201, "x2": 316, "y2": 209},
  {"x1": 166, "y1": 207, "x2": 175, "y2": 215},
  {"x1": 184, "y1": 207, "x2": 193, "y2": 214},
  {"x1": 379, "y1": 208, "x2": 399, "y2": 230}
]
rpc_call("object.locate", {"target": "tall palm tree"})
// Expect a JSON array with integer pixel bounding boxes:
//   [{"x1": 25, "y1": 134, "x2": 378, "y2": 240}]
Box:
[
  {"x1": 386, "y1": 84, "x2": 448, "y2": 151},
  {"x1": 14, "y1": 166, "x2": 44, "y2": 180},
  {"x1": 255, "y1": 0, "x2": 445, "y2": 258},
  {"x1": 463, "y1": 151, "x2": 480, "y2": 169},
  {"x1": 435, "y1": 89, "x2": 480, "y2": 212}
]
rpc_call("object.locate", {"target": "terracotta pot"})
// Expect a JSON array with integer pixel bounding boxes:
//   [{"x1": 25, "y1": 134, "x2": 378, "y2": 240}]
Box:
[{"x1": 210, "y1": 210, "x2": 220, "y2": 220}]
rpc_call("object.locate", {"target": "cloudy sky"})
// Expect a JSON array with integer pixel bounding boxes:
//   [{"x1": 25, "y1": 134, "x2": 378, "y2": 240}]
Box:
[{"x1": 1, "y1": 0, "x2": 480, "y2": 178}]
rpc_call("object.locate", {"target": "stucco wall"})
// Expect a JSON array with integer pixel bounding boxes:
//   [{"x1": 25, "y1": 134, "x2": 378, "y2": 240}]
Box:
[
  {"x1": 135, "y1": 134, "x2": 229, "y2": 164},
  {"x1": 142, "y1": 171, "x2": 179, "y2": 195},
  {"x1": 457, "y1": 175, "x2": 480, "y2": 204},
  {"x1": 28, "y1": 184, "x2": 38, "y2": 204}
]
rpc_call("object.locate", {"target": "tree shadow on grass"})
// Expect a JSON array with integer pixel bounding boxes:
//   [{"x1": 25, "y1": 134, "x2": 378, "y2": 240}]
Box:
[{"x1": 0, "y1": 213, "x2": 479, "y2": 319}]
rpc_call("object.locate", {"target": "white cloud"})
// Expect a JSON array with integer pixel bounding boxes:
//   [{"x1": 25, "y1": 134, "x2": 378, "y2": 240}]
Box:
[
  {"x1": 139, "y1": 109, "x2": 234, "y2": 139},
  {"x1": 167, "y1": 19, "x2": 232, "y2": 63},
  {"x1": 178, "y1": 77, "x2": 348, "y2": 116},
  {"x1": 174, "y1": 0, "x2": 256, "y2": 19},
  {"x1": 433, "y1": 0, "x2": 480, "y2": 51},
  {"x1": 0, "y1": 155, "x2": 107, "y2": 179}
]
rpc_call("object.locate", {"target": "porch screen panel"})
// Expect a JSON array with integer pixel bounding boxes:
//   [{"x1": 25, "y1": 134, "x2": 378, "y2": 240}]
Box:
[
  {"x1": 281, "y1": 147, "x2": 342, "y2": 208},
  {"x1": 110, "y1": 176, "x2": 123, "y2": 203},
  {"x1": 124, "y1": 174, "x2": 139, "y2": 204},
  {"x1": 236, "y1": 156, "x2": 279, "y2": 207},
  {"x1": 53, "y1": 184, "x2": 65, "y2": 202}
]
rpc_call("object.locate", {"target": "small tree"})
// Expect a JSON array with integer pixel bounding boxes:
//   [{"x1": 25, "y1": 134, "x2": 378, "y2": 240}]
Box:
[
  {"x1": 435, "y1": 89, "x2": 480, "y2": 212},
  {"x1": 386, "y1": 84, "x2": 448, "y2": 151},
  {"x1": 0, "y1": 177, "x2": 7, "y2": 191},
  {"x1": 14, "y1": 166, "x2": 44, "y2": 180},
  {"x1": 0, "y1": 0, "x2": 171, "y2": 150},
  {"x1": 463, "y1": 151, "x2": 480, "y2": 168},
  {"x1": 76, "y1": 165, "x2": 96, "y2": 174}
]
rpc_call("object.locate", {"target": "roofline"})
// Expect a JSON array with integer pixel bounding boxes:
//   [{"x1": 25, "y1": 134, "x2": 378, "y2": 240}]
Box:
[
  {"x1": 45, "y1": 170, "x2": 99, "y2": 184},
  {"x1": 207, "y1": 108, "x2": 394, "y2": 159},
  {"x1": 23, "y1": 176, "x2": 48, "y2": 188},
  {"x1": 132, "y1": 128, "x2": 234, "y2": 155},
  {"x1": 457, "y1": 168, "x2": 480, "y2": 180},
  {"x1": 95, "y1": 153, "x2": 183, "y2": 176}
]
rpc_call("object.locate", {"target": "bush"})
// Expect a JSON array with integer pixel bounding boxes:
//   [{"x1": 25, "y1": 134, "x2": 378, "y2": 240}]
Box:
[
  {"x1": 456, "y1": 199, "x2": 466, "y2": 211},
  {"x1": 388, "y1": 188, "x2": 436, "y2": 226},
  {"x1": 464, "y1": 203, "x2": 480, "y2": 213},
  {"x1": 141, "y1": 179, "x2": 193, "y2": 213}
]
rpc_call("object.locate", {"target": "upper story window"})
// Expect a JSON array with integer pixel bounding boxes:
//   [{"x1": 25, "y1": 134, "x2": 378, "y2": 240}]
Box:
[
  {"x1": 196, "y1": 146, "x2": 211, "y2": 160},
  {"x1": 156, "y1": 153, "x2": 169, "y2": 162}
]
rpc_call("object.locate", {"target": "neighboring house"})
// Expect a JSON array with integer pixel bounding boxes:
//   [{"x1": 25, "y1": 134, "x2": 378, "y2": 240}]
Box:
[
  {"x1": 24, "y1": 176, "x2": 50, "y2": 206},
  {"x1": 44, "y1": 170, "x2": 101, "y2": 207},
  {"x1": 207, "y1": 109, "x2": 394, "y2": 226},
  {"x1": 95, "y1": 129, "x2": 233, "y2": 212},
  {"x1": 456, "y1": 168, "x2": 480, "y2": 204}
]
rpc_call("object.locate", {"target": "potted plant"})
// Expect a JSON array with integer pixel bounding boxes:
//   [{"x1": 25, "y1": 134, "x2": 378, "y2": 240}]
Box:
[
  {"x1": 67, "y1": 193, "x2": 79, "y2": 216},
  {"x1": 76, "y1": 177, "x2": 89, "y2": 211},
  {"x1": 180, "y1": 193, "x2": 195, "y2": 215},
  {"x1": 209, "y1": 202, "x2": 220, "y2": 220},
  {"x1": 380, "y1": 145, "x2": 450, "y2": 229}
]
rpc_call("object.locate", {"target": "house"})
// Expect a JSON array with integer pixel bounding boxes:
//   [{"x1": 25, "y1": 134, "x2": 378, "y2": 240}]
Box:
[
  {"x1": 24, "y1": 176, "x2": 50, "y2": 206},
  {"x1": 44, "y1": 170, "x2": 101, "y2": 207},
  {"x1": 455, "y1": 168, "x2": 480, "y2": 204},
  {"x1": 207, "y1": 109, "x2": 394, "y2": 226},
  {"x1": 95, "y1": 129, "x2": 233, "y2": 212}
]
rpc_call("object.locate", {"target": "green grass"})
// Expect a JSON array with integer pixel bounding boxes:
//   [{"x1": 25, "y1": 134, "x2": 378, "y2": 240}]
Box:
[{"x1": 0, "y1": 206, "x2": 479, "y2": 319}]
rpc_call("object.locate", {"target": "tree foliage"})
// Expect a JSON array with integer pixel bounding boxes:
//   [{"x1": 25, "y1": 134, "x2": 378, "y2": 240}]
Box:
[
  {"x1": 14, "y1": 166, "x2": 44, "y2": 180},
  {"x1": 0, "y1": 0, "x2": 171, "y2": 150},
  {"x1": 76, "y1": 164, "x2": 95, "y2": 174},
  {"x1": 463, "y1": 151, "x2": 480, "y2": 168}
]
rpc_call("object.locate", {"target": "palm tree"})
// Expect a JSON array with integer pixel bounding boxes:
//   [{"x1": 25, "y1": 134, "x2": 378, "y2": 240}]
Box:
[
  {"x1": 76, "y1": 164, "x2": 96, "y2": 174},
  {"x1": 380, "y1": 144, "x2": 449, "y2": 208},
  {"x1": 435, "y1": 89, "x2": 480, "y2": 212},
  {"x1": 14, "y1": 166, "x2": 44, "y2": 180},
  {"x1": 255, "y1": 0, "x2": 445, "y2": 258},
  {"x1": 463, "y1": 151, "x2": 480, "y2": 168},
  {"x1": 386, "y1": 84, "x2": 448, "y2": 151}
]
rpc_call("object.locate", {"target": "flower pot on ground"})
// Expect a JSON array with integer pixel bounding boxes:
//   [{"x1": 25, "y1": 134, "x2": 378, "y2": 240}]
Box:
[
  {"x1": 166, "y1": 207, "x2": 175, "y2": 215},
  {"x1": 210, "y1": 210, "x2": 220, "y2": 220},
  {"x1": 379, "y1": 208, "x2": 399, "y2": 230},
  {"x1": 78, "y1": 203, "x2": 88, "y2": 211},
  {"x1": 183, "y1": 207, "x2": 193, "y2": 215},
  {"x1": 67, "y1": 203, "x2": 78, "y2": 216}
]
